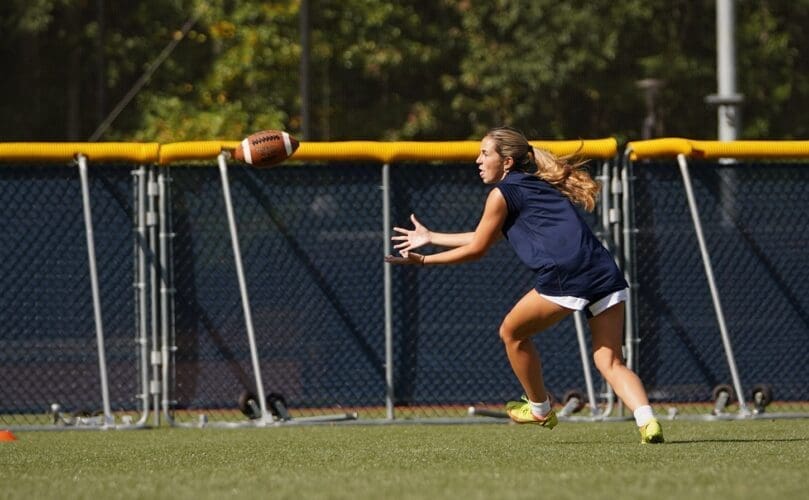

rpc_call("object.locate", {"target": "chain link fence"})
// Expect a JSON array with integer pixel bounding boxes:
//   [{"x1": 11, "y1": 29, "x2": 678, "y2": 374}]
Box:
[
  {"x1": 164, "y1": 161, "x2": 603, "y2": 424},
  {"x1": 0, "y1": 164, "x2": 143, "y2": 428},
  {"x1": 164, "y1": 160, "x2": 610, "y2": 424},
  {"x1": 1, "y1": 157, "x2": 807, "y2": 428},
  {"x1": 631, "y1": 160, "x2": 809, "y2": 416},
  {"x1": 166, "y1": 164, "x2": 387, "y2": 423}
]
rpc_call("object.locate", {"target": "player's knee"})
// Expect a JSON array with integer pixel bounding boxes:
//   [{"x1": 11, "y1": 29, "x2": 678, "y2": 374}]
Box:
[
  {"x1": 593, "y1": 351, "x2": 624, "y2": 375},
  {"x1": 499, "y1": 323, "x2": 516, "y2": 344}
]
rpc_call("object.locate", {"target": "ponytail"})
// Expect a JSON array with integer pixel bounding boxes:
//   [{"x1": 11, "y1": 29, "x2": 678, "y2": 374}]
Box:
[{"x1": 528, "y1": 144, "x2": 599, "y2": 212}]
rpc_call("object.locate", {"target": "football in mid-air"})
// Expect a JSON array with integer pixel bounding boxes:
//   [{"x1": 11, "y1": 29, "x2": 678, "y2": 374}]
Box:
[{"x1": 233, "y1": 130, "x2": 299, "y2": 167}]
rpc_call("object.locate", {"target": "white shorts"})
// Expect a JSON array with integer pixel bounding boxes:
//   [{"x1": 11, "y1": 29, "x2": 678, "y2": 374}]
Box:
[{"x1": 540, "y1": 288, "x2": 628, "y2": 318}]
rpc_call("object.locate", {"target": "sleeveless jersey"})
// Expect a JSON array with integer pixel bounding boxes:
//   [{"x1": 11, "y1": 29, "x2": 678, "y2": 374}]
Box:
[{"x1": 495, "y1": 171, "x2": 627, "y2": 298}]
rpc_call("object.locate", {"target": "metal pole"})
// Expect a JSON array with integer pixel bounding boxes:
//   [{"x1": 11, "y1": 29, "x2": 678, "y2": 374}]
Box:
[
  {"x1": 76, "y1": 155, "x2": 113, "y2": 427},
  {"x1": 133, "y1": 167, "x2": 150, "y2": 425},
  {"x1": 217, "y1": 153, "x2": 272, "y2": 426},
  {"x1": 164, "y1": 166, "x2": 179, "y2": 424},
  {"x1": 708, "y1": 0, "x2": 743, "y2": 225},
  {"x1": 713, "y1": 0, "x2": 741, "y2": 141},
  {"x1": 636, "y1": 79, "x2": 664, "y2": 140},
  {"x1": 611, "y1": 163, "x2": 623, "y2": 269},
  {"x1": 619, "y1": 151, "x2": 638, "y2": 418},
  {"x1": 599, "y1": 161, "x2": 610, "y2": 241},
  {"x1": 573, "y1": 311, "x2": 601, "y2": 417},
  {"x1": 158, "y1": 167, "x2": 176, "y2": 422},
  {"x1": 676, "y1": 154, "x2": 749, "y2": 415},
  {"x1": 591, "y1": 160, "x2": 615, "y2": 417},
  {"x1": 621, "y1": 152, "x2": 637, "y2": 375},
  {"x1": 148, "y1": 167, "x2": 161, "y2": 427},
  {"x1": 382, "y1": 163, "x2": 395, "y2": 420}
]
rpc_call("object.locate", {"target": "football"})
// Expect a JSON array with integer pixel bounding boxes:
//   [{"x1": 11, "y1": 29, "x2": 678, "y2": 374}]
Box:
[{"x1": 232, "y1": 129, "x2": 299, "y2": 167}]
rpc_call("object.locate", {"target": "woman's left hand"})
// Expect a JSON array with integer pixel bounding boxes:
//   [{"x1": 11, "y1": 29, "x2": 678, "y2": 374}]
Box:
[{"x1": 392, "y1": 214, "x2": 431, "y2": 252}]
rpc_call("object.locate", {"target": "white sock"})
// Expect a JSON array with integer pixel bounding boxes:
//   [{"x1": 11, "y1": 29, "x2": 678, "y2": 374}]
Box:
[
  {"x1": 529, "y1": 398, "x2": 551, "y2": 418},
  {"x1": 634, "y1": 405, "x2": 654, "y2": 427}
]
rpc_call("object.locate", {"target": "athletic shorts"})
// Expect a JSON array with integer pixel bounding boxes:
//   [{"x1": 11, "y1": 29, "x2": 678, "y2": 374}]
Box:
[{"x1": 540, "y1": 288, "x2": 628, "y2": 318}]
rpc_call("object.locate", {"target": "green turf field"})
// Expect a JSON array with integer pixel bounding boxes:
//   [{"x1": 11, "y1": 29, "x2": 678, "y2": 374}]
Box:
[{"x1": 2, "y1": 419, "x2": 808, "y2": 499}]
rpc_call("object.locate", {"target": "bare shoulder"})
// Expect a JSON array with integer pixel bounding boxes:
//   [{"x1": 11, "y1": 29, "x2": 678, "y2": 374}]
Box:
[
  {"x1": 485, "y1": 187, "x2": 507, "y2": 210},
  {"x1": 478, "y1": 187, "x2": 507, "y2": 228}
]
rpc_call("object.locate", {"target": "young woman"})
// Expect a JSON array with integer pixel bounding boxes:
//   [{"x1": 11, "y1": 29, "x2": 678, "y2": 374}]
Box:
[{"x1": 385, "y1": 126, "x2": 663, "y2": 443}]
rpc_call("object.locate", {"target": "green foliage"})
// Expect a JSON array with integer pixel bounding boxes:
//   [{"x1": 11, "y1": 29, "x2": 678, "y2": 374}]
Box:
[
  {"x1": 448, "y1": 1, "x2": 632, "y2": 138},
  {"x1": 307, "y1": 0, "x2": 464, "y2": 139},
  {"x1": 737, "y1": 1, "x2": 809, "y2": 138},
  {"x1": 1, "y1": 0, "x2": 809, "y2": 141},
  {"x1": 128, "y1": 0, "x2": 301, "y2": 141}
]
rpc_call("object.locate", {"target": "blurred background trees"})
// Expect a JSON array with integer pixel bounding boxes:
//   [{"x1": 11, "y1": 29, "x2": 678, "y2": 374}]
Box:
[{"x1": 1, "y1": 0, "x2": 808, "y2": 142}]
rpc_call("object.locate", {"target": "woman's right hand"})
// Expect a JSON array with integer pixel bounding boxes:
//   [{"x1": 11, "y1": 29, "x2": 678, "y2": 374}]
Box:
[
  {"x1": 391, "y1": 214, "x2": 431, "y2": 252},
  {"x1": 384, "y1": 251, "x2": 425, "y2": 266}
]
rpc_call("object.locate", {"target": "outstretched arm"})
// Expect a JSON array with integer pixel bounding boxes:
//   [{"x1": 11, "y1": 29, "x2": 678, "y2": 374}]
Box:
[
  {"x1": 429, "y1": 231, "x2": 476, "y2": 248},
  {"x1": 386, "y1": 189, "x2": 506, "y2": 266},
  {"x1": 391, "y1": 214, "x2": 474, "y2": 252}
]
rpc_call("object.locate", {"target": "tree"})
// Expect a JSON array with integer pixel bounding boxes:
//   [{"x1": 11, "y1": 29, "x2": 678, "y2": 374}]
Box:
[
  {"x1": 2, "y1": 0, "x2": 809, "y2": 142},
  {"x1": 736, "y1": 1, "x2": 809, "y2": 138},
  {"x1": 304, "y1": 0, "x2": 464, "y2": 140}
]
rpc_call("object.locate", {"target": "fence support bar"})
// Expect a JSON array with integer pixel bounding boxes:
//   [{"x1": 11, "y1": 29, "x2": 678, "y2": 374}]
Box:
[
  {"x1": 676, "y1": 154, "x2": 749, "y2": 415},
  {"x1": 133, "y1": 166, "x2": 150, "y2": 425},
  {"x1": 217, "y1": 153, "x2": 272, "y2": 426},
  {"x1": 147, "y1": 166, "x2": 161, "y2": 427},
  {"x1": 158, "y1": 167, "x2": 177, "y2": 423},
  {"x1": 76, "y1": 154, "x2": 113, "y2": 428},
  {"x1": 382, "y1": 163, "x2": 395, "y2": 420},
  {"x1": 620, "y1": 155, "x2": 638, "y2": 378},
  {"x1": 573, "y1": 311, "x2": 601, "y2": 417}
]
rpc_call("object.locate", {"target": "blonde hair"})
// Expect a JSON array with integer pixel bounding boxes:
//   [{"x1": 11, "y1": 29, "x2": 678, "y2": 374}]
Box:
[{"x1": 485, "y1": 126, "x2": 600, "y2": 212}]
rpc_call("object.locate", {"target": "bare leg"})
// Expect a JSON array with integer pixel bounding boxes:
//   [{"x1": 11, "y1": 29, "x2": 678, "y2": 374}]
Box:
[
  {"x1": 589, "y1": 302, "x2": 650, "y2": 411},
  {"x1": 499, "y1": 290, "x2": 572, "y2": 402}
]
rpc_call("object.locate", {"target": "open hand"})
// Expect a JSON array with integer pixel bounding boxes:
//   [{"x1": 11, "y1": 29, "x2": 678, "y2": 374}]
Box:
[
  {"x1": 392, "y1": 214, "x2": 431, "y2": 252},
  {"x1": 384, "y1": 251, "x2": 424, "y2": 266}
]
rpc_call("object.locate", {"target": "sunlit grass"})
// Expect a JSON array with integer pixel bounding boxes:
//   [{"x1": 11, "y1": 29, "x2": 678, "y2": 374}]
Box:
[{"x1": 2, "y1": 419, "x2": 808, "y2": 499}]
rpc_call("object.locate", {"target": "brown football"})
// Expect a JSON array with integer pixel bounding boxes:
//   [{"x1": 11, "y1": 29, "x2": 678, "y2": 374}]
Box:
[{"x1": 232, "y1": 130, "x2": 300, "y2": 167}]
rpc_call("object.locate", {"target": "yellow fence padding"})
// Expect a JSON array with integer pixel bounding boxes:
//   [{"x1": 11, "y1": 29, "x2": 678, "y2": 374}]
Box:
[
  {"x1": 14, "y1": 137, "x2": 809, "y2": 163},
  {"x1": 297, "y1": 139, "x2": 617, "y2": 162},
  {"x1": 386, "y1": 141, "x2": 478, "y2": 162},
  {"x1": 4, "y1": 138, "x2": 809, "y2": 164},
  {"x1": 159, "y1": 141, "x2": 239, "y2": 164},
  {"x1": 293, "y1": 141, "x2": 396, "y2": 162},
  {"x1": 529, "y1": 138, "x2": 617, "y2": 160},
  {"x1": 628, "y1": 138, "x2": 809, "y2": 160},
  {"x1": 0, "y1": 142, "x2": 160, "y2": 163},
  {"x1": 0, "y1": 138, "x2": 618, "y2": 165},
  {"x1": 625, "y1": 138, "x2": 693, "y2": 160},
  {"x1": 689, "y1": 140, "x2": 809, "y2": 159}
]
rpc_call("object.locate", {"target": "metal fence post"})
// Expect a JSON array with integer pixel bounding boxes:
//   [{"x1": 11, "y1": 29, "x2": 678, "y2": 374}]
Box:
[
  {"x1": 133, "y1": 166, "x2": 151, "y2": 425},
  {"x1": 76, "y1": 154, "x2": 113, "y2": 428},
  {"x1": 147, "y1": 166, "x2": 161, "y2": 427},
  {"x1": 620, "y1": 152, "x2": 639, "y2": 377},
  {"x1": 158, "y1": 166, "x2": 177, "y2": 423},
  {"x1": 217, "y1": 153, "x2": 272, "y2": 426},
  {"x1": 382, "y1": 162, "x2": 395, "y2": 420},
  {"x1": 676, "y1": 154, "x2": 749, "y2": 416}
]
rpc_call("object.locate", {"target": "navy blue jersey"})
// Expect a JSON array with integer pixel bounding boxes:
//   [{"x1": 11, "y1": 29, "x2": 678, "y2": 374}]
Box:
[{"x1": 495, "y1": 171, "x2": 627, "y2": 298}]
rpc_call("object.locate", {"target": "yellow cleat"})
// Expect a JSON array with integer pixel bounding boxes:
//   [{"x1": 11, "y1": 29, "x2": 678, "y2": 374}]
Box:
[
  {"x1": 639, "y1": 418, "x2": 665, "y2": 444},
  {"x1": 505, "y1": 398, "x2": 558, "y2": 429}
]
